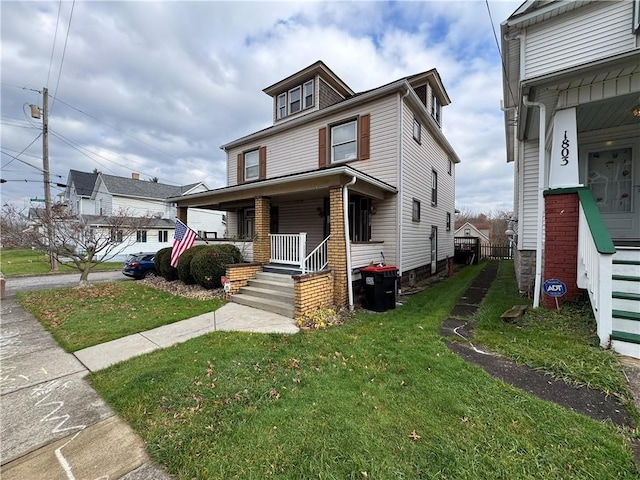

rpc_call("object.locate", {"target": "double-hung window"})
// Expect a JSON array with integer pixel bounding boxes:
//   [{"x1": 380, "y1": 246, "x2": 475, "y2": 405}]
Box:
[
  {"x1": 331, "y1": 120, "x2": 357, "y2": 163},
  {"x1": 413, "y1": 119, "x2": 421, "y2": 143},
  {"x1": 303, "y1": 80, "x2": 314, "y2": 109},
  {"x1": 412, "y1": 199, "x2": 421, "y2": 222},
  {"x1": 136, "y1": 230, "x2": 147, "y2": 243},
  {"x1": 431, "y1": 94, "x2": 441, "y2": 125},
  {"x1": 446, "y1": 212, "x2": 451, "y2": 231},
  {"x1": 288, "y1": 86, "x2": 301, "y2": 114},
  {"x1": 244, "y1": 149, "x2": 259, "y2": 181},
  {"x1": 431, "y1": 170, "x2": 438, "y2": 206},
  {"x1": 158, "y1": 230, "x2": 168, "y2": 242},
  {"x1": 277, "y1": 93, "x2": 286, "y2": 119}
]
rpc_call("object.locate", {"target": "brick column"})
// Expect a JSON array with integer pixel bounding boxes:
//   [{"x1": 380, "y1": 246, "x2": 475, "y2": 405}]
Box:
[
  {"x1": 542, "y1": 191, "x2": 582, "y2": 308},
  {"x1": 253, "y1": 196, "x2": 270, "y2": 264},
  {"x1": 328, "y1": 187, "x2": 348, "y2": 307}
]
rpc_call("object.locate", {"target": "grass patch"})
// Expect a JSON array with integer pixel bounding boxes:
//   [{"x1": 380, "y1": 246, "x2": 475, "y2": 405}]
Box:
[
  {"x1": 473, "y1": 261, "x2": 631, "y2": 404},
  {"x1": 1, "y1": 248, "x2": 121, "y2": 276},
  {"x1": 89, "y1": 263, "x2": 637, "y2": 479},
  {"x1": 18, "y1": 282, "x2": 224, "y2": 352}
]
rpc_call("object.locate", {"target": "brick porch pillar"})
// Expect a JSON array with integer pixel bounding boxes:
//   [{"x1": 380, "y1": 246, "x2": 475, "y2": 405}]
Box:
[
  {"x1": 253, "y1": 196, "x2": 270, "y2": 264},
  {"x1": 542, "y1": 190, "x2": 583, "y2": 308},
  {"x1": 328, "y1": 187, "x2": 348, "y2": 307}
]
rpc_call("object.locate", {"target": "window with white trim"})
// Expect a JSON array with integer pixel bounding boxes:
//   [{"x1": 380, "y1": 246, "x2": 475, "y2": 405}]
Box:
[
  {"x1": 110, "y1": 229, "x2": 123, "y2": 243},
  {"x1": 277, "y1": 93, "x2": 286, "y2": 119},
  {"x1": 331, "y1": 120, "x2": 357, "y2": 163},
  {"x1": 412, "y1": 199, "x2": 421, "y2": 222},
  {"x1": 158, "y1": 230, "x2": 168, "y2": 242},
  {"x1": 288, "y1": 86, "x2": 301, "y2": 114},
  {"x1": 431, "y1": 94, "x2": 441, "y2": 125},
  {"x1": 431, "y1": 170, "x2": 438, "y2": 206},
  {"x1": 413, "y1": 118, "x2": 421, "y2": 143},
  {"x1": 303, "y1": 80, "x2": 314, "y2": 109},
  {"x1": 136, "y1": 230, "x2": 147, "y2": 243},
  {"x1": 244, "y1": 149, "x2": 259, "y2": 181},
  {"x1": 446, "y1": 212, "x2": 451, "y2": 231}
]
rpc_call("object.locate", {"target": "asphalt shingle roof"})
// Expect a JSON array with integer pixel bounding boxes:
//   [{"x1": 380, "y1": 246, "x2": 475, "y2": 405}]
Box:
[
  {"x1": 99, "y1": 174, "x2": 195, "y2": 200},
  {"x1": 69, "y1": 170, "x2": 98, "y2": 197}
]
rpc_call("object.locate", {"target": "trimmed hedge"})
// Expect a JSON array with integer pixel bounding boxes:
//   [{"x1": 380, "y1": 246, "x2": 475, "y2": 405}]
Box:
[
  {"x1": 177, "y1": 245, "x2": 208, "y2": 285},
  {"x1": 191, "y1": 244, "x2": 243, "y2": 289},
  {"x1": 155, "y1": 247, "x2": 178, "y2": 281}
]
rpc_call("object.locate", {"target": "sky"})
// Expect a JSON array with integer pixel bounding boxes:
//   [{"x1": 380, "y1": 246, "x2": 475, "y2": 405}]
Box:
[{"x1": 1, "y1": 0, "x2": 521, "y2": 215}]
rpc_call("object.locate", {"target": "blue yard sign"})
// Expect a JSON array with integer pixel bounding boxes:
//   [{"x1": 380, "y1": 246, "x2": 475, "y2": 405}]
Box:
[{"x1": 543, "y1": 279, "x2": 567, "y2": 297}]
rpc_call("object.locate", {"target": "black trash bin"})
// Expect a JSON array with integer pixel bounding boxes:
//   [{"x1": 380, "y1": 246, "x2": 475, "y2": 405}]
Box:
[{"x1": 360, "y1": 265, "x2": 399, "y2": 312}]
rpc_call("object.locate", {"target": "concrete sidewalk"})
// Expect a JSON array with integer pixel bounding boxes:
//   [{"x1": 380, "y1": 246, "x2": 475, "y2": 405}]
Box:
[
  {"x1": 0, "y1": 296, "x2": 298, "y2": 479},
  {"x1": 74, "y1": 302, "x2": 299, "y2": 372}
]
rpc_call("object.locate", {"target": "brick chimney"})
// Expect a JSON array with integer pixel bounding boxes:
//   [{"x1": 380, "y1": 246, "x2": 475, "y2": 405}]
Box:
[{"x1": 132, "y1": 173, "x2": 140, "y2": 180}]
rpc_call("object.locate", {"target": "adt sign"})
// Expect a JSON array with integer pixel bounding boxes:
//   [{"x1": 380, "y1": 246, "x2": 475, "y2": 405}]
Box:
[{"x1": 543, "y1": 279, "x2": 567, "y2": 297}]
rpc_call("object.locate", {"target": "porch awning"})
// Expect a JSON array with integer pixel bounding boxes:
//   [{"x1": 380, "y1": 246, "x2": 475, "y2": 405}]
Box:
[{"x1": 169, "y1": 164, "x2": 397, "y2": 210}]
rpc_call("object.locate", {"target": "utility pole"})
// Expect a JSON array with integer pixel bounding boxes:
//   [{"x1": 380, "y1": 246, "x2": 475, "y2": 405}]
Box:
[{"x1": 41, "y1": 87, "x2": 58, "y2": 271}]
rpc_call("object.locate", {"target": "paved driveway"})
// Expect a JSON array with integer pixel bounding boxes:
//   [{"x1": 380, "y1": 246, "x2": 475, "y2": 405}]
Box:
[{"x1": 4, "y1": 270, "x2": 130, "y2": 296}]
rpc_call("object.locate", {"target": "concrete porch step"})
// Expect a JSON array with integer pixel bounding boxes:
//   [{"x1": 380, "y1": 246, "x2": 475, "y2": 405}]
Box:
[
  {"x1": 230, "y1": 293, "x2": 295, "y2": 318},
  {"x1": 249, "y1": 278, "x2": 294, "y2": 294},
  {"x1": 262, "y1": 263, "x2": 302, "y2": 276},
  {"x1": 239, "y1": 285, "x2": 294, "y2": 303},
  {"x1": 255, "y1": 271, "x2": 294, "y2": 284}
]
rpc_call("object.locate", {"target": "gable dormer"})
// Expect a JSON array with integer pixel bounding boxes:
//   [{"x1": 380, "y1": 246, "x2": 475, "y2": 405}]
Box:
[
  {"x1": 263, "y1": 61, "x2": 356, "y2": 125},
  {"x1": 408, "y1": 69, "x2": 451, "y2": 128}
]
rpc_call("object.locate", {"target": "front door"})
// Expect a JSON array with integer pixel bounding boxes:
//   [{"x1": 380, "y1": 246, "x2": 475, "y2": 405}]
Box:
[
  {"x1": 430, "y1": 226, "x2": 438, "y2": 273},
  {"x1": 586, "y1": 146, "x2": 639, "y2": 240}
]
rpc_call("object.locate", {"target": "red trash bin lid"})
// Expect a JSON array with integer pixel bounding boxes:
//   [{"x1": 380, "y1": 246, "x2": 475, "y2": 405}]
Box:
[{"x1": 360, "y1": 265, "x2": 398, "y2": 273}]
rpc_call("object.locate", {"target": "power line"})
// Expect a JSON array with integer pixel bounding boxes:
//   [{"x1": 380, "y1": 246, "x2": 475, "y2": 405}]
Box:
[
  {"x1": 1, "y1": 134, "x2": 43, "y2": 170},
  {"x1": 485, "y1": 0, "x2": 518, "y2": 109},
  {"x1": 47, "y1": 0, "x2": 63, "y2": 88},
  {"x1": 50, "y1": 0, "x2": 76, "y2": 116}
]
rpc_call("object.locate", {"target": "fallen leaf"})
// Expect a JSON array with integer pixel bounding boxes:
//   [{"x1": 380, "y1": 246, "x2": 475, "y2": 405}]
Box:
[{"x1": 408, "y1": 430, "x2": 421, "y2": 441}]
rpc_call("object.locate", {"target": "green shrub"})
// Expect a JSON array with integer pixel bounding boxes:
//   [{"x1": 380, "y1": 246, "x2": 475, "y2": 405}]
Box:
[
  {"x1": 191, "y1": 245, "x2": 238, "y2": 289},
  {"x1": 155, "y1": 247, "x2": 178, "y2": 281},
  {"x1": 177, "y1": 245, "x2": 208, "y2": 285},
  {"x1": 214, "y1": 243, "x2": 244, "y2": 264}
]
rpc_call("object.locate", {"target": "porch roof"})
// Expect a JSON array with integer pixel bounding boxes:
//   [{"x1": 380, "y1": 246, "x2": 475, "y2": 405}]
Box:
[{"x1": 169, "y1": 165, "x2": 397, "y2": 210}]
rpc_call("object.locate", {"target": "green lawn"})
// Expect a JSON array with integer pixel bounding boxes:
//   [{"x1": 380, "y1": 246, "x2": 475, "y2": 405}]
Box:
[
  {"x1": 18, "y1": 282, "x2": 225, "y2": 351},
  {"x1": 1, "y1": 248, "x2": 121, "y2": 276},
  {"x1": 86, "y1": 262, "x2": 637, "y2": 479}
]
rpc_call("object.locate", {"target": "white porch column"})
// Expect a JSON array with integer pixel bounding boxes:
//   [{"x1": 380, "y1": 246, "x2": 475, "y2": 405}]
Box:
[{"x1": 549, "y1": 107, "x2": 581, "y2": 188}]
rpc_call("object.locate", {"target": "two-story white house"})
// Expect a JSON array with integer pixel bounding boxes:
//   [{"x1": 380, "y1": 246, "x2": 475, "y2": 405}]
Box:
[
  {"x1": 501, "y1": 1, "x2": 640, "y2": 357},
  {"x1": 172, "y1": 61, "x2": 460, "y2": 317},
  {"x1": 63, "y1": 170, "x2": 226, "y2": 261}
]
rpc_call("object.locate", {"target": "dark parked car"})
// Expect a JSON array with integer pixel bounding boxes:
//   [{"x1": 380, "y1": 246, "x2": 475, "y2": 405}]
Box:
[{"x1": 122, "y1": 252, "x2": 157, "y2": 279}]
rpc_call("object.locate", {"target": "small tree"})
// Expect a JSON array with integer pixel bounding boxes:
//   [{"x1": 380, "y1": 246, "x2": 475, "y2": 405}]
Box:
[
  {"x1": 0, "y1": 204, "x2": 38, "y2": 248},
  {"x1": 32, "y1": 204, "x2": 153, "y2": 285}
]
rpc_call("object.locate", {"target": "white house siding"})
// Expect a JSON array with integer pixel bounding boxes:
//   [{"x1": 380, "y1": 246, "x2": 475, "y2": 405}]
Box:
[
  {"x1": 520, "y1": 140, "x2": 541, "y2": 250},
  {"x1": 95, "y1": 227, "x2": 173, "y2": 261},
  {"x1": 524, "y1": 1, "x2": 635, "y2": 80},
  {"x1": 187, "y1": 208, "x2": 226, "y2": 239},
  {"x1": 357, "y1": 195, "x2": 398, "y2": 268},
  {"x1": 112, "y1": 196, "x2": 174, "y2": 218},
  {"x1": 79, "y1": 199, "x2": 95, "y2": 215},
  {"x1": 93, "y1": 181, "x2": 113, "y2": 216},
  {"x1": 400, "y1": 104, "x2": 455, "y2": 273},
  {"x1": 226, "y1": 94, "x2": 400, "y2": 188}
]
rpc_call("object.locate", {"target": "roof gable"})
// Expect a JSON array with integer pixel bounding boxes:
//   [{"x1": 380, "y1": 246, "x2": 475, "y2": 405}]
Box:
[{"x1": 67, "y1": 169, "x2": 98, "y2": 197}]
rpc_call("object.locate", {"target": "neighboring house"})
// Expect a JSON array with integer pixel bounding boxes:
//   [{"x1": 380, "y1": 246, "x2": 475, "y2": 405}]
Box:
[
  {"x1": 454, "y1": 221, "x2": 490, "y2": 246},
  {"x1": 501, "y1": 1, "x2": 640, "y2": 356},
  {"x1": 60, "y1": 171, "x2": 225, "y2": 260},
  {"x1": 65, "y1": 169, "x2": 98, "y2": 215},
  {"x1": 172, "y1": 60, "x2": 460, "y2": 317}
]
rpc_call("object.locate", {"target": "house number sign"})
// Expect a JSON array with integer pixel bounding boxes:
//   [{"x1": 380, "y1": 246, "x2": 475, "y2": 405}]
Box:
[{"x1": 549, "y1": 107, "x2": 580, "y2": 188}]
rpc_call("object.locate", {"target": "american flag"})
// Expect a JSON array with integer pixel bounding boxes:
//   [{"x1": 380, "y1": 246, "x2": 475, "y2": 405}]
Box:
[{"x1": 170, "y1": 219, "x2": 197, "y2": 267}]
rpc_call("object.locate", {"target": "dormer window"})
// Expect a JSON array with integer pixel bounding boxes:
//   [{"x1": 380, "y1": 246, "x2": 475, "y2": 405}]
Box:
[
  {"x1": 289, "y1": 86, "x2": 301, "y2": 114},
  {"x1": 275, "y1": 79, "x2": 315, "y2": 120},
  {"x1": 277, "y1": 94, "x2": 286, "y2": 119},
  {"x1": 304, "y1": 80, "x2": 314, "y2": 108},
  {"x1": 431, "y1": 94, "x2": 441, "y2": 125}
]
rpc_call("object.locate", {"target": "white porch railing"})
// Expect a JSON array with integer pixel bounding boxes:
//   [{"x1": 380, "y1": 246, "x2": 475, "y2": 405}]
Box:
[
  {"x1": 270, "y1": 233, "x2": 307, "y2": 267},
  {"x1": 576, "y1": 192, "x2": 615, "y2": 347},
  {"x1": 303, "y1": 235, "x2": 330, "y2": 274}
]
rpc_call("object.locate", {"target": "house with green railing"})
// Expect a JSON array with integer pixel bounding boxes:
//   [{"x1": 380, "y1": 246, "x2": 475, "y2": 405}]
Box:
[{"x1": 501, "y1": 0, "x2": 640, "y2": 357}]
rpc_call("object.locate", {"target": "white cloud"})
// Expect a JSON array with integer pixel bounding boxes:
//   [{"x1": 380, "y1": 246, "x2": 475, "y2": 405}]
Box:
[{"x1": 1, "y1": 0, "x2": 521, "y2": 212}]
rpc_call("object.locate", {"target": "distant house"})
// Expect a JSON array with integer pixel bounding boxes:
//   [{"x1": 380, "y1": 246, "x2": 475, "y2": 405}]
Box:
[
  {"x1": 172, "y1": 60, "x2": 460, "y2": 317},
  {"x1": 454, "y1": 221, "x2": 490, "y2": 246},
  {"x1": 501, "y1": 1, "x2": 640, "y2": 357},
  {"x1": 62, "y1": 170, "x2": 226, "y2": 260}
]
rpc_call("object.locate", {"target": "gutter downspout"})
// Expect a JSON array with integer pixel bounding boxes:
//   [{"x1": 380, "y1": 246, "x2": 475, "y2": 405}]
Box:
[
  {"x1": 344, "y1": 176, "x2": 356, "y2": 310},
  {"x1": 397, "y1": 88, "x2": 411, "y2": 286},
  {"x1": 522, "y1": 95, "x2": 545, "y2": 308}
]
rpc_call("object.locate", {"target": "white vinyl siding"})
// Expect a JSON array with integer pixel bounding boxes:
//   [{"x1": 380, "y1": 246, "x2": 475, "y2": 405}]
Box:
[
  {"x1": 520, "y1": 140, "x2": 541, "y2": 250},
  {"x1": 93, "y1": 180, "x2": 113, "y2": 215},
  {"x1": 524, "y1": 1, "x2": 636, "y2": 80},
  {"x1": 111, "y1": 195, "x2": 173, "y2": 219},
  {"x1": 227, "y1": 94, "x2": 400, "y2": 187},
  {"x1": 401, "y1": 105, "x2": 455, "y2": 272}
]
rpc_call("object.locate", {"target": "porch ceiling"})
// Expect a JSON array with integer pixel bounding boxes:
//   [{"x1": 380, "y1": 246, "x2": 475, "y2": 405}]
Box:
[{"x1": 171, "y1": 165, "x2": 397, "y2": 210}]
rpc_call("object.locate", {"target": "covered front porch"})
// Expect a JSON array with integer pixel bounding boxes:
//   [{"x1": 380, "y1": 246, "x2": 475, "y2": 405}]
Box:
[{"x1": 172, "y1": 165, "x2": 397, "y2": 317}]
